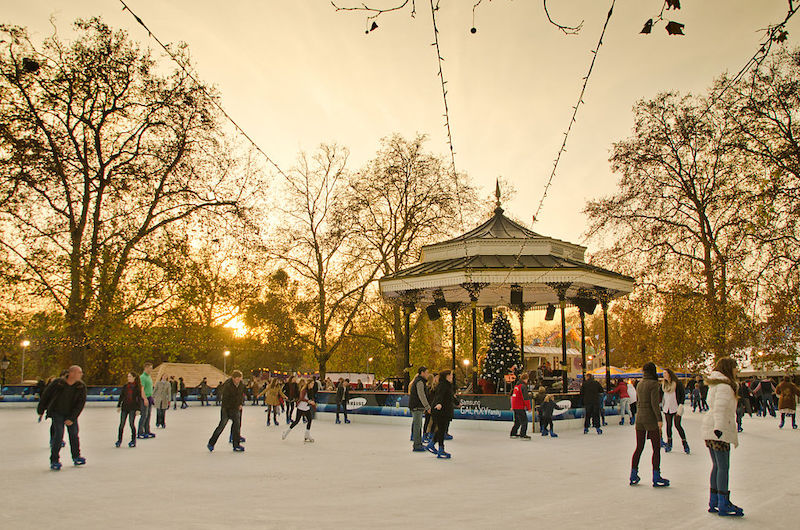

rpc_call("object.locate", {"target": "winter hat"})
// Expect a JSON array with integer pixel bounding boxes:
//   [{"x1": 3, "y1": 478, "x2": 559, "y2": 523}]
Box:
[{"x1": 642, "y1": 362, "x2": 657, "y2": 379}]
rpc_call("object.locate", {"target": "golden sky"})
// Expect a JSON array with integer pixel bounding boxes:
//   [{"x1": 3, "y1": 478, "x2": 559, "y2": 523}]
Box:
[{"x1": 6, "y1": 0, "x2": 798, "y2": 250}]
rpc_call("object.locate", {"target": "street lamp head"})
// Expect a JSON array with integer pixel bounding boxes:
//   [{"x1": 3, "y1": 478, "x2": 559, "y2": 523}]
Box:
[
  {"x1": 21, "y1": 340, "x2": 30, "y2": 348},
  {"x1": 463, "y1": 359, "x2": 470, "y2": 366},
  {"x1": 223, "y1": 350, "x2": 230, "y2": 357},
  {"x1": 368, "y1": 357, "x2": 373, "y2": 362}
]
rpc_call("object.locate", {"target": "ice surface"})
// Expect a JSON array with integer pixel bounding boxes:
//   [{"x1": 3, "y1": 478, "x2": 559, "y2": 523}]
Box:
[{"x1": 1, "y1": 404, "x2": 797, "y2": 529}]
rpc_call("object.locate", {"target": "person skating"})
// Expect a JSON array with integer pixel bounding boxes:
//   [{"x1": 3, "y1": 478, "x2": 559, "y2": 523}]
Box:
[
  {"x1": 629, "y1": 362, "x2": 669, "y2": 488},
  {"x1": 699, "y1": 377, "x2": 710, "y2": 411},
  {"x1": 152, "y1": 375, "x2": 172, "y2": 429},
  {"x1": 703, "y1": 357, "x2": 744, "y2": 517},
  {"x1": 409, "y1": 367, "x2": 431, "y2": 452},
  {"x1": 627, "y1": 379, "x2": 637, "y2": 424},
  {"x1": 609, "y1": 379, "x2": 631, "y2": 425},
  {"x1": 198, "y1": 377, "x2": 210, "y2": 406},
  {"x1": 580, "y1": 374, "x2": 604, "y2": 434},
  {"x1": 169, "y1": 376, "x2": 178, "y2": 410},
  {"x1": 116, "y1": 372, "x2": 143, "y2": 447},
  {"x1": 425, "y1": 369, "x2": 456, "y2": 459},
  {"x1": 335, "y1": 378, "x2": 351, "y2": 424},
  {"x1": 774, "y1": 376, "x2": 800, "y2": 429},
  {"x1": 37, "y1": 366, "x2": 87, "y2": 470},
  {"x1": 754, "y1": 376, "x2": 776, "y2": 418},
  {"x1": 178, "y1": 377, "x2": 188, "y2": 409},
  {"x1": 283, "y1": 376, "x2": 298, "y2": 424},
  {"x1": 539, "y1": 394, "x2": 566, "y2": 437},
  {"x1": 138, "y1": 363, "x2": 155, "y2": 439},
  {"x1": 207, "y1": 370, "x2": 246, "y2": 452},
  {"x1": 661, "y1": 368, "x2": 689, "y2": 454},
  {"x1": 282, "y1": 379, "x2": 316, "y2": 442},
  {"x1": 260, "y1": 379, "x2": 286, "y2": 426},
  {"x1": 736, "y1": 381, "x2": 753, "y2": 432},
  {"x1": 509, "y1": 372, "x2": 532, "y2": 440}
]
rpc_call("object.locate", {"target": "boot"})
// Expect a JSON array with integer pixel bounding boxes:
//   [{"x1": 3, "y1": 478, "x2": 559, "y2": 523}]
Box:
[
  {"x1": 619, "y1": 418, "x2": 625, "y2": 425},
  {"x1": 436, "y1": 445, "x2": 451, "y2": 459},
  {"x1": 629, "y1": 416, "x2": 634, "y2": 425},
  {"x1": 779, "y1": 414, "x2": 785, "y2": 428},
  {"x1": 629, "y1": 468, "x2": 640, "y2": 486},
  {"x1": 708, "y1": 488, "x2": 719, "y2": 513},
  {"x1": 128, "y1": 440, "x2": 136, "y2": 448},
  {"x1": 344, "y1": 418, "x2": 351, "y2": 424},
  {"x1": 425, "y1": 439, "x2": 438, "y2": 454},
  {"x1": 596, "y1": 427, "x2": 603, "y2": 435},
  {"x1": 682, "y1": 440, "x2": 690, "y2": 454},
  {"x1": 584, "y1": 428, "x2": 589, "y2": 434},
  {"x1": 665, "y1": 440, "x2": 672, "y2": 453},
  {"x1": 50, "y1": 462, "x2": 62, "y2": 471},
  {"x1": 115, "y1": 440, "x2": 121, "y2": 448},
  {"x1": 304, "y1": 430, "x2": 314, "y2": 443},
  {"x1": 281, "y1": 428, "x2": 291, "y2": 440},
  {"x1": 73, "y1": 457, "x2": 86, "y2": 466},
  {"x1": 652, "y1": 470, "x2": 670, "y2": 487},
  {"x1": 717, "y1": 491, "x2": 744, "y2": 517},
  {"x1": 541, "y1": 428, "x2": 548, "y2": 437},
  {"x1": 550, "y1": 431, "x2": 558, "y2": 438},
  {"x1": 336, "y1": 418, "x2": 341, "y2": 424}
]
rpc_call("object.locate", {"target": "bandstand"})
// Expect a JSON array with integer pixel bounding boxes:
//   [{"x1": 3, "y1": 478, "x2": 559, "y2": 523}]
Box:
[{"x1": 378, "y1": 193, "x2": 635, "y2": 393}]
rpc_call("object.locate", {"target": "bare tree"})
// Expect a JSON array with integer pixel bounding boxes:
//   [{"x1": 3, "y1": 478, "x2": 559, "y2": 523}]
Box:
[{"x1": 275, "y1": 144, "x2": 380, "y2": 378}]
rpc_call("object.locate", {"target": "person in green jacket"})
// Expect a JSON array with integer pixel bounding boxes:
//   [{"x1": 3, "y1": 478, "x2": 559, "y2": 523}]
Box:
[{"x1": 138, "y1": 362, "x2": 155, "y2": 439}]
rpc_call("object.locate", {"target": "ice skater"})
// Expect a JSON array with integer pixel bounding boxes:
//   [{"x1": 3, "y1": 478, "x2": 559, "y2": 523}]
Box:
[
  {"x1": 425, "y1": 369, "x2": 455, "y2": 459},
  {"x1": 207, "y1": 370, "x2": 246, "y2": 452},
  {"x1": 153, "y1": 375, "x2": 171, "y2": 428},
  {"x1": 178, "y1": 377, "x2": 188, "y2": 409},
  {"x1": 627, "y1": 379, "x2": 637, "y2": 424},
  {"x1": 260, "y1": 379, "x2": 286, "y2": 426},
  {"x1": 336, "y1": 378, "x2": 351, "y2": 424},
  {"x1": 198, "y1": 377, "x2": 210, "y2": 406},
  {"x1": 774, "y1": 376, "x2": 799, "y2": 429},
  {"x1": 703, "y1": 357, "x2": 744, "y2": 517},
  {"x1": 409, "y1": 366, "x2": 431, "y2": 452},
  {"x1": 609, "y1": 378, "x2": 631, "y2": 425},
  {"x1": 37, "y1": 365, "x2": 87, "y2": 470},
  {"x1": 509, "y1": 373, "x2": 532, "y2": 440},
  {"x1": 283, "y1": 376, "x2": 298, "y2": 424},
  {"x1": 629, "y1": 362, "x2": 669, "y2": 488},
  {"x1": 539, "y1": 394, "x2": 565, "y2": 437},
  {"x1": 661, "y1": 368, "x2": 689, "y2": 454},
  {"x1": 580, "y1": 373, "x2": 604, "y2": 434},
  {"x1": 138, "y1": 363, "x2": 155, "y2": 439},
  {"x1": 117, "y1": 372, "x2": 143, "y2": 447},
  {"x1": 282, "y1": 379, "x2": 315, "y2": 442}
]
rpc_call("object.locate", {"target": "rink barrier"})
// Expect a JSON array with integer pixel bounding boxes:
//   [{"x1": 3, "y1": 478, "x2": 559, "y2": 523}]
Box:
[
  {"x1": 0, "y1": 386, "x2": 622, "y2": 422},
  {"x1": 314, "y1": 391, "x2": 621, "y2": 422}
]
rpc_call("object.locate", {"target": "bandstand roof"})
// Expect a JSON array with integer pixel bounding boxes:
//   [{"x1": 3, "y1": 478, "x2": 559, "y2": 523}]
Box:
[{"x1": 379, "y1": 205, "x2": 635, "y2": 307}]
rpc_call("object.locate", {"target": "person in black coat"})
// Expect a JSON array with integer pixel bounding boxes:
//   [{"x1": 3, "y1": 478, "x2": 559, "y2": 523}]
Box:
[
  {"x1": 335, "y1": 378, "x2": 351, "y2": 424},
  {"x1": 117, "y1": 372, "x2": 143, "y2": 447},
  {"x1": 178, "y1": 377, "x2": 188, "y2": 409},
  {"x1": 580, "y1": 374, "x2": 604, "y2": 434},
  {"x1": 427, "y1": 369, "x2": 456, "y2": 459},
  {"x1": 207, "y1": 371, "x2": 246, "y2": 452},
  {"x1": 37, "y1": 366, "x2": 87, "y2": 470}
]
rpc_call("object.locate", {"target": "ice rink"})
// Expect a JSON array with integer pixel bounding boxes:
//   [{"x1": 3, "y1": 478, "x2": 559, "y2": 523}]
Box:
[{"x1": 1, "y1": 403, "x2": 798, "y2": 529}]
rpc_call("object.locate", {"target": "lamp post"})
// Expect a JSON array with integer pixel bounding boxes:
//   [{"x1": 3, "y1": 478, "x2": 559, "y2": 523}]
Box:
[
  {"x1": 20, "y1": 340, "x2": 30, "y2": 383},
  {"x1": 462, "y1": 359, "x2": 470, "y2": 387},
  {"x1": 1, "y1": 355, "x2": 10, "y2": 393},
  {"x1": 366, "y1": 357, "x2": 374, "y2": 388},
  {"x1": 223, "y1": 350, "x2": 230, "y2": 374}
]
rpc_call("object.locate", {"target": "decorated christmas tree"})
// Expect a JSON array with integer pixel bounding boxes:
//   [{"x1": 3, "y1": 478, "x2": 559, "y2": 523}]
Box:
[{"x1": 481, "y1": 312, "x2": 522, "y2": 384}]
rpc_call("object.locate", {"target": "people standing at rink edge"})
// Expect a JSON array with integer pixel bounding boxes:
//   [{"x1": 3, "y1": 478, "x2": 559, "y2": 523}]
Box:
[
  {"x1": 629, "y1": 362, "x2": 669, "y2": 488},
  {"x1": 409, "y1": 366, "x2": 431, "y2": 452},
  {"x1": 661, "y1": 368, "x2": 689, "y2": 454},
  {"x1": 336, "y1": 378, "x2": 351, "y2": 424},
  {"x1": 580, "y1": 373, "x2": 604, "y2": 435},
  {"x1": 138, "y1": 362, "x2": 155, "y2": 439},
  {"x1": 774, "y1": 376, "x2": 800, "y2": 429},
  {"x1": 117, "y1": 372, "x2": 143, "y2": 447},
  {"x1": 703, "y1": 357, "x2": 744, "y2": 517},
  {"x1": 37, "y1": 365, "x2": 88, "y2": 470},
  {"x1": 509, "y1": 372, "x2": 532, "y2": 440}
]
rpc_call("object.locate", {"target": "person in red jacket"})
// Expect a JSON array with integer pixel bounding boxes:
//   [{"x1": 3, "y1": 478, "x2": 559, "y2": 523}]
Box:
[
  {"x1": 609, "y1": 379, "x2": 631, "y2": 425},
  {"x1": 510, "y1": 373, "x2": 532, "y2": 440}
]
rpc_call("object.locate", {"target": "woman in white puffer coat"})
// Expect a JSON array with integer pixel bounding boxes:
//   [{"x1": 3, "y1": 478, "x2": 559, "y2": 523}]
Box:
[{"x1": 702, "y1": 357, "x2": 743, "y2": 518}]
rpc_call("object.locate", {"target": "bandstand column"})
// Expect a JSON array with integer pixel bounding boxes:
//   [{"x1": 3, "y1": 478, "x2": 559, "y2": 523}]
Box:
[
  {"x1": 580, "y1": 308, "x2": 587, "y2": 381},
  {"x1": 602, "y1": 299, "x2": 611, "y2": 392},
  {"x1": 448, "y1": 303, "x2": 462, "y2": 389}
]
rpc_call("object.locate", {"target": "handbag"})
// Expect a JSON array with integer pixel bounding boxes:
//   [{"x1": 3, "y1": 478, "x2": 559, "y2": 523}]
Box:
[{"x1": 677, "y1": 404, "x2": 684, "y2": 416}]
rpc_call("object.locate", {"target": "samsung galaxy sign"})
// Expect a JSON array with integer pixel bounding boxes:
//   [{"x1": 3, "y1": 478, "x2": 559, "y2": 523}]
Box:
[{"x1": 347, "y1": 397, "x2": 367, "y2": 410}]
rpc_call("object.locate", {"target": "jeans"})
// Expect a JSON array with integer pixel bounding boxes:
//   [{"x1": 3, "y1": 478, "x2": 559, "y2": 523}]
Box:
[
  {"x1": 209, "y1": 407, "x2": 242, "y2": 447},
  {"x1": 618, "y1": 397, "x2": 631, "y2": 421},
  {"x1": 631, "y1": 429, "x2": 660, "y2": 471},
  {"x1": 156, "y1": 408, "x2": 167, "y2": 428},
  {"x1": 411, "y1": 408, "x2": 424, "y2": 449},
  {"x1": 540, "y1": 416, "x2": 554, "y2": 434},
  {"x1": 336, "y1": 401, "x2": 348, "y2": 422},
  {"x1": 118, "y1": 409, "x2": 137, "y2": 442},
  {"x1": 138, "y1": 401, "x2": 152, "y2": 435},
  {"x1": 510, "y1": 409, "x2": 528, "y2": 436},
  {"x1": 50, "y1": 413, "x2": 80, "y2": 463},
  {"x1": 584, "y1": 402, "x2": 601, "y2": 429},
  {"x1": 708, "y1": 447, "x2": 730, "y2": 492}
]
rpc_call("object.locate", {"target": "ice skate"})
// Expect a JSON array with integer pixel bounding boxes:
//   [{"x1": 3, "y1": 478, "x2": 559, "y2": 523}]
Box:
[
  {"x1": 73, "y1": 456, "x2": 86, "y2": 466},
  {"x1": 281, "y1": 428, "x2": 291, "y2": 440},
  {"x1": 652, "y1": 470, "x2": 670, "y2": 487},
  {"x1": 303, "y1": 431, "x2": 314, "y2": 443}
]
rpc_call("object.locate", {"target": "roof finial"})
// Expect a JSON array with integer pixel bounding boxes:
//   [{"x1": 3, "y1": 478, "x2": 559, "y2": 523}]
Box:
[{"x1": 494, "y1": 178, "x2": 503, "y2": 215}]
